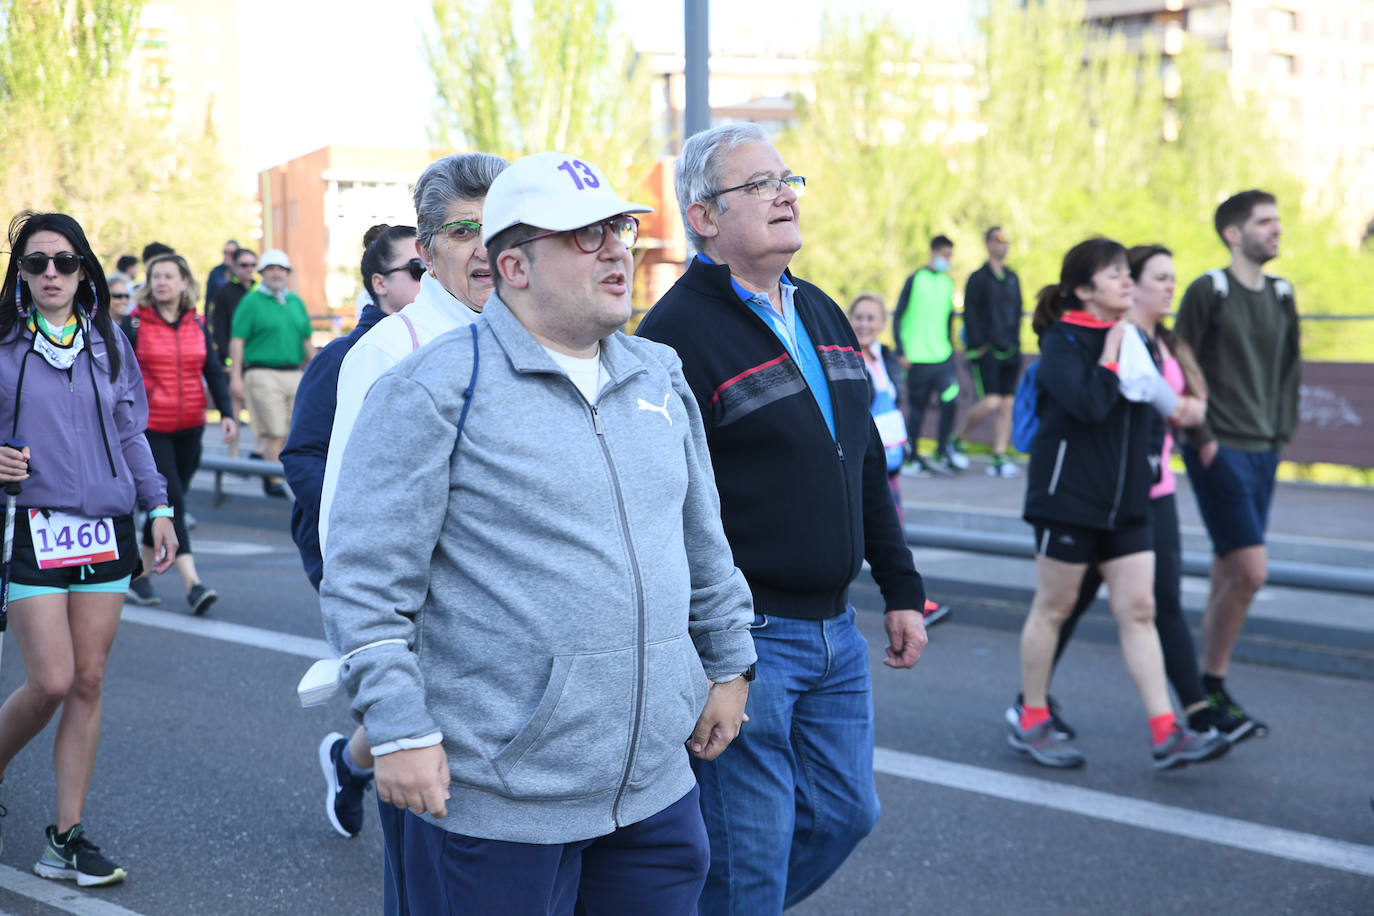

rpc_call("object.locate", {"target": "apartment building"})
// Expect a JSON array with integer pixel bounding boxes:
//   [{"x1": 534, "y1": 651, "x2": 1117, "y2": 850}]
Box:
[{"x1": 1084, "y1": 0, "x2": 1374, "y2": 242}]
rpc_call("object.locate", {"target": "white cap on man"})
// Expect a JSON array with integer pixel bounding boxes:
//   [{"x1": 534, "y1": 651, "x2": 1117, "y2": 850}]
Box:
[
  {"x1": 259, "y1": 249, "x2": 291, "y2": 272},
  {"x1": 481, "y1": 153, "x2": 652, "y2": 245}
]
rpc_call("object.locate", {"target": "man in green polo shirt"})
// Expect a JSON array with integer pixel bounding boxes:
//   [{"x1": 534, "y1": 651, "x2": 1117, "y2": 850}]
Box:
[
  {"x1": 229, "y1": 248, "x2": 314, "y2": 497},
  {"x1": 893, "y1": 234, "x2": 965, "y2": 475}
]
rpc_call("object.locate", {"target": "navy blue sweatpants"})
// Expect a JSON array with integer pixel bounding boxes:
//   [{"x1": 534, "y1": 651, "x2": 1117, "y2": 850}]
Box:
[{"x1": 402, "y1": 786, "x2": 708, "y2": 916}]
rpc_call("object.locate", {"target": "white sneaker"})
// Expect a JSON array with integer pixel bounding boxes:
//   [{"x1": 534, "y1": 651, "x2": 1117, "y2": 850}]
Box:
[{"x1": 998, "y1": 461, "x2": 1021, "y2": 479}]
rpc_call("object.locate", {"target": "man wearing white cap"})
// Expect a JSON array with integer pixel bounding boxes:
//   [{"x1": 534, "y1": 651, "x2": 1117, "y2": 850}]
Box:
[
  {"x1": 319, "y1": 152, "x2": 756, "y2": 914},
  {"x1": 228, "y1": 248, "x2": 314, "y2": 496}
]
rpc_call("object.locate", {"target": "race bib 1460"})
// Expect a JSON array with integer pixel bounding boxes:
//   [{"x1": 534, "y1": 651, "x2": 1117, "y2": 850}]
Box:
[{"x1": 27, "y1": 510, "x2": 119, "y2": 569}]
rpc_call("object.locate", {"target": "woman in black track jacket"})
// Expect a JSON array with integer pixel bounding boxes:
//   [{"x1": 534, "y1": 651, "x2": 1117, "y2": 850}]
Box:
[{"x1": 1007, "y1": 238, "x2": 1229, "y2": 773}]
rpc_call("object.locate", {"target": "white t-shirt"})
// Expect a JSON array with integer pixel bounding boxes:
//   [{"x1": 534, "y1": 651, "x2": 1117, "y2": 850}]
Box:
[{"x1": 543, "y1": 346, "x2": 605, "y2": 403}]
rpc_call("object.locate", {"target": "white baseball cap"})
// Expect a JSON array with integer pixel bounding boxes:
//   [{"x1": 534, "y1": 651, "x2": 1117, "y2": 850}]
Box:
[
  {"x1": 481, "y1": 152, "x2": 652, "y2": 245},
  {"x1": 259, "y1": 249, "x2": 291, "y2": 272}
]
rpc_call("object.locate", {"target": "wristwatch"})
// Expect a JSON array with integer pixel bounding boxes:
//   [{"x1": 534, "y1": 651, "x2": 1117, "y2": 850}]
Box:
[{"x1": 740, "y1": 664, "x2": 756, "y2": 682}]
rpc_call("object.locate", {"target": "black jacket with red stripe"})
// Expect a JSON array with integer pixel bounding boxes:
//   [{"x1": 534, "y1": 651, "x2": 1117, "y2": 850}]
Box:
[{"x1": 637, "y1": 256, "x2": 924, "y2": 621}]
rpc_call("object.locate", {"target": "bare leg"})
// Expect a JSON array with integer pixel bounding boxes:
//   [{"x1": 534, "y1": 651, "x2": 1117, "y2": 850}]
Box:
[
  {"x1": 0, "y1": 594, "x2": 75, "y2": 777},
  {"x1": 227, "y1": 397, "x2": 245, "y2": 459},
  {"x1": 1021, "y1": 556, "x2": 1089, "y2": 709},
  {"x1": 1100, "y1": 551, "x2": 1171, "y2": 719},
  {"x1": 171, "y1": 554, "x2": 202, "y2": 592},
  {"x1": 955, "y1": 395, "x2": 999, "y2": 442},
  {"x1": 261, "y1": 435, "x2": 286, "y2": 486},
  {"x1": 1201, "y1": 546, "x2": 1266, "y2": 678},
  {"x1": 53, "y1": 592, "x2": 123, "y2": 832},
  {"x1": 993, "y1": 397, "x2": 1014, "y2": 455},
  {"x1": 348, "y1": 726, "x2": 374, "y2": 769}
]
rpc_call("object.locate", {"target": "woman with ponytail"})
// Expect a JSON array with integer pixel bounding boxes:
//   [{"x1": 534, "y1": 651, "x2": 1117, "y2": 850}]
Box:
[
  {"x1": 0, "y1": 211, "x2": 175, "y2": 886},
  {"x1": 1008, "y1": 237, "x2": 1229, "y2": 771}
]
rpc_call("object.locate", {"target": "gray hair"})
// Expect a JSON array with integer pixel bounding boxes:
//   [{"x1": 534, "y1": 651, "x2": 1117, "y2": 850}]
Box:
[
  {"x1": 105, "y1": 273, "x2": 128, "y2": 290},
  {"x1": 413, "y1": 152, "x2": 508, "y2": 254},
  {"x1": 675, "y1": 123, "x2": 770, "y2": 252}
]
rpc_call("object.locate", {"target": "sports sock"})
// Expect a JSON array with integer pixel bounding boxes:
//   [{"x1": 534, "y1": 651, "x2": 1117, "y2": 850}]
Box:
[
  {"x1": 1020, "y1": 705, "x2": 1051, "y2": 731},
  {"x1": 1149, "y1": 712, "x2": 1178, "y2": 746},
  {"x1": 1202, "y1": 674, "x2": 1224, "y2": 696},
  {"x1": 341, "y1": 741, "x2": 374, "y2": 780},
  {"x1": 1187, "y1": 706, "x2": 1216, "y2": 732}
]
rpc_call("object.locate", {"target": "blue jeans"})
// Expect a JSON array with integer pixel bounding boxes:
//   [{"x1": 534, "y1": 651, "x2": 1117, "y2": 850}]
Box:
[{"x1": 692, "y1": 607, "x2": 880, "y2": 915}]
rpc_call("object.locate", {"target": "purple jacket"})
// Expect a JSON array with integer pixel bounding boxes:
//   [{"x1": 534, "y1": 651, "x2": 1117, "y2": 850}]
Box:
[{"x1": 0, "y1": 322, "x2": 167, "y2": 516}]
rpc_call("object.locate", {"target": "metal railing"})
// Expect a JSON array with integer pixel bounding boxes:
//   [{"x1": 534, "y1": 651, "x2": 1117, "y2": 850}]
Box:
[
  {"x1": 903, "y1": 524, "x2": 1374, "y2": 596},
  {"x1": 199, "y1": 456, "x2": 289, "y2": 507}
]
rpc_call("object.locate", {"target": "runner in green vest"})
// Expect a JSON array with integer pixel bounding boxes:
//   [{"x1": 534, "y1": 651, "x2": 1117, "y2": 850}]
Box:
[{"x1": 893, "y1": 235, "x2": 966, "y2": 475}]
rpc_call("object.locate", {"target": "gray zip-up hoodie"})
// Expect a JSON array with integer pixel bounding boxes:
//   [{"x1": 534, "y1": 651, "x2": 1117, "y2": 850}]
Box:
[{"x1": 320, "y1": 295, "x2": 756, "y2": 844}]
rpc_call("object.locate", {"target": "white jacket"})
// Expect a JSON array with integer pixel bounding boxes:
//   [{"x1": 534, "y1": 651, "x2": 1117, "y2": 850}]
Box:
[{"x1": 318, "y1": 272, "x2": 479, "y2": 553}]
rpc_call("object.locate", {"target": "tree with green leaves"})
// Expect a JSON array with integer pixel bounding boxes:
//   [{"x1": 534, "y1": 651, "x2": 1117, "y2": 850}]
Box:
[
  {"x1": 0, "y1": 0, "x2": 243, "y2": 286},
  {"x1": 781, "y1": 0, "x2": 1372, "y2": 360},
  {"x1": 425, "y1": 0, "x2": 659, "y2": 195}
]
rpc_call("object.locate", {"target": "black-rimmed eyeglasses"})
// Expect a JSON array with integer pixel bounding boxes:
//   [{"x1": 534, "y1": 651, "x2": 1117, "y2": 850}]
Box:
[
  {"x1": 516, "y1": 215, "x2": 640, "y2": 254},
  {"x1": 380, "y1": 258, "x2": 426, "y2": 281},
  {"x1": 710, "y1": 175, "x2": 806, "y2": 202},
  {"x1": 19, "y1": 252, "x2": 82, "y2": 275}
]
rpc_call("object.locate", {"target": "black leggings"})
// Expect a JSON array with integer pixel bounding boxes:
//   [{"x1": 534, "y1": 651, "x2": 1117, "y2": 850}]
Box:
[
  {"x1": 142, "y1": 427, "x2": 201, "y2": 557},
  {"x1": 905, "y1": 361, "x2": 957, "y2": 456},
  {"x1": 1051, "y1": 493, "x2": 1205, "y2": 709}
]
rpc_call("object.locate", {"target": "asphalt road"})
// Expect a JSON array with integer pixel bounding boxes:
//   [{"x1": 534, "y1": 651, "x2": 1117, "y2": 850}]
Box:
[{"x1": 0, "y1": 490, "x2": 1368, "y2": 916}]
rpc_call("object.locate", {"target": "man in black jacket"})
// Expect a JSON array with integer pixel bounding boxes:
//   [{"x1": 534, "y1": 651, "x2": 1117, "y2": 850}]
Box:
[
  {"x1": 951, "y1": 225, "x2": 1024, "y2": 477},
  {"x1": 637, "y1": 123, "x2": 927, "y2": 916},
  {"x1": 208, "y1": 247, "x2": 256, "y2": 458}
]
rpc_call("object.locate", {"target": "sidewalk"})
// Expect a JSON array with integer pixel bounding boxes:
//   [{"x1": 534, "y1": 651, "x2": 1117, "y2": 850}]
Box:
[{"x1": 899, "y1": 455, "x2": 1374, "y2": 569}]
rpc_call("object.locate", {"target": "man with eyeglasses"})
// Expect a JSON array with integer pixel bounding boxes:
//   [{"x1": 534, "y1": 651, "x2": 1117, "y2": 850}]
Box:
[
  {"x1": 321, "y1": 151, "x2": 755, "y2": 914},
  {"x1": 636, "y1": 122, "x2": 928, "y2": 915}
]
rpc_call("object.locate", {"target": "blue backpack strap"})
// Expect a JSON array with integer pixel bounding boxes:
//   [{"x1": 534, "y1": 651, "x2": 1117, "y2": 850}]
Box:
[{"x1": 454, "y1": 323, "x2": 478, "y2": 445}]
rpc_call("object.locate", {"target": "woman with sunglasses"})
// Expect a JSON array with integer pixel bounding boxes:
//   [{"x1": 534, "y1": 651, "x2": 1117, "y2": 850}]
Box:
[
  {"x1": 123, "y1": 253, "x2": 236, "y2": 614},
  {"x1": 0, "y1": 211, "x2": 175, "y2": 887},
  {"x1": 105, "y1": 275, "x2": 133, "y2": 320},
  {"x1": 282, "y1": 223, "x2": 421, "y2": 593}
]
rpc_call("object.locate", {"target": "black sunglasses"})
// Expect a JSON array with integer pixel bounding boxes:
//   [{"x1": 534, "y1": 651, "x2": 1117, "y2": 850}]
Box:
[
  {"x1": 380, "y1": 258, "x2": 426, "y2": 281},
  {"x1": 110, "y1": 292, "x2": 130, "y2": 300},
  {"x1": 19, "y1": 252, "x2": 82, "y2": 275}
]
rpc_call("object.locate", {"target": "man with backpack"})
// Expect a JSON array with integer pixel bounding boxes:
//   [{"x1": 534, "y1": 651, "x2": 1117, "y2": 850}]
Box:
[{"x1": 1175, "y1": 189, "x2": 1300, "y2": 743}]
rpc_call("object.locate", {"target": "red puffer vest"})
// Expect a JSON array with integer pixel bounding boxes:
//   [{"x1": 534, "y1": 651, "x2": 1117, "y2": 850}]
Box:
[{"x1": 130, "y1": 304, "x2": 208, "y2": 433}]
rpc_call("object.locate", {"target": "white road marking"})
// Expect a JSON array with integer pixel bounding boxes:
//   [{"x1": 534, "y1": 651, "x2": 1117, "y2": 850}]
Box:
[
  {"x1": 0, "y1": 863, "x2": 146, "y2": 915},
  {"x1": 187, "y1": 539, "x2": 275, "y2": 557},
  {"x1": 119, "y1": 606, "x2": 330, "y2": 660},
  {"x1": 112, "y1": 607, "x2": 1374, "y2": 882},
  {"x1": 874, "y1": 747, "x2": 1374, "y2": 878}
]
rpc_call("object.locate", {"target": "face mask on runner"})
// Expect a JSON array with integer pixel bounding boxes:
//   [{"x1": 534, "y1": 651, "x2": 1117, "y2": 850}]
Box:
[{"x1": 931, "y1": 256, "x2": 951, "y2": 273}]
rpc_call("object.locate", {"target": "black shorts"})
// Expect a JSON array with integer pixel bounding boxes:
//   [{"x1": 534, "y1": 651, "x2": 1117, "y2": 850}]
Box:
[
  {"x1": 972, "y1": 351, "x2": 1021, "y2": 397},
  {"x1": 1032, "y1": 519, "x2": 1152, "y2": 565},
  {"x1": 11, "y1": 512, "x2": 142, "y2": 588}
]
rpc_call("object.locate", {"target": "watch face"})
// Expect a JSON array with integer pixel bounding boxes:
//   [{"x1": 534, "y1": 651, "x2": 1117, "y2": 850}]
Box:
[{"x1": 742, "y1": 664, "x2": 757, "y2": 682}]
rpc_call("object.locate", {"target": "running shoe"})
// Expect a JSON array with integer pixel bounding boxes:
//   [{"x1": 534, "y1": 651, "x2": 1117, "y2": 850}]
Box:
[
  {"x1": 264, "y1": 480, "x2": 288, "y2": 499},
  {"x1": 1004, "y1": 693, "x2": 1077, "y2": 741},
  {"x1": 1151, "y1": 725, "x2": 1231, "y2": 771},
  {"x1": 33, "y1": 824, "x2": 126, "y2": 887},
  {"x1": 903, "y1": 457, "x2": 936, "y2": 479},
  {"x1": 187, "y1": 583, "x2": 218, "y2": 616},
  {"x1": 126, "y1": 576, "x2": 159, "y2": 606},
  {"x1": 944, "y1": 440, "x2": 970, "y2": 471},
  {"x1": 1007, "y1": 717, "x2": 1085, "y2": 768},
  {"x1": 1206, "y1": 686, "x2": 1267, "y2": 743},
  {"x1": 997, "y1": 460, "x2": 1021, "y2": 479},
  {"x1": 319, "y1": 732, "x2": 371, "y2": 838},
  {"x1": 922, "y1": 600, "x2": 952, "y2": 627},
  {"x1": 184, "y1": 510, "x2": 197, "y2": 530},
  {"x1": 926, "y1": 454, "x2": 956, "y2": 476}
]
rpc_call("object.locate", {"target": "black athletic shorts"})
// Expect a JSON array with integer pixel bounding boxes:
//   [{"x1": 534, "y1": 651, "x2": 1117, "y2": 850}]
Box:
[
  {"x1": 972, "y1": 350, "x2": 1021, "y2": 397},
  {"x1": 1032, "y1": 518, "x2": 1152, "y2": 565},
  {"x1": 11, "y1": 512, "x2": 142, "y2": 588}
]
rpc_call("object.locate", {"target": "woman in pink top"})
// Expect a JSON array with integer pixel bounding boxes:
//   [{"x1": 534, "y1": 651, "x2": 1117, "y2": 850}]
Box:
[{"x1": 1012, "y1": 245, "x2": 1226, "y2": 740}]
